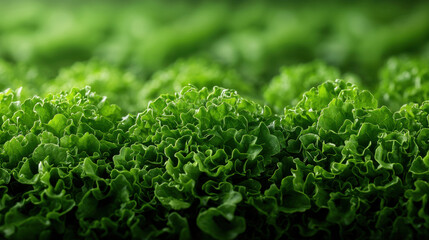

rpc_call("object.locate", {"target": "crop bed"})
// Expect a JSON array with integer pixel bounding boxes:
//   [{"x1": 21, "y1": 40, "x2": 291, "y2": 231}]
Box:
[{"x1": 1, "y1": 1, "x2": 429, "y2": 239}]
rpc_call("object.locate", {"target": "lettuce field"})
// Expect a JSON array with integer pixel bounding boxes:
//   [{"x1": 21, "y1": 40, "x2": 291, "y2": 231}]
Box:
[{"x1": 1, "y1": 1, "x2": 429, "y2": 239}]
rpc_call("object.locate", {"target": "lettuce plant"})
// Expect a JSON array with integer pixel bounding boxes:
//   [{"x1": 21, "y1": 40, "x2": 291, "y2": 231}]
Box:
[
  {"x1": 377, "y1": 56, "x2": 429, "y2": 111},
  {"x1": 2, "y1": 82, "x2": 429, "y2": 239},
  {"x1": 0, "y1": 60, "x2": 47, "y2": 100},
  {"x1": 264, "y1": 61, "x2": 360, "y2": 112},
  {"x1": 46, "y1": 60, "x2": 143, "y2": 113},
  {"x1": 282, "y1": 80, "x2": 428, "y2": 239},
  {"x1": 140, "y1": 58, "x2": 253, "y2": 106},
  {"x1": 0, "y1": 86, "x2": 282, "y2": 239},
  {"x1": 0, "y1": 87, "x2": 124, "y2": 240}
]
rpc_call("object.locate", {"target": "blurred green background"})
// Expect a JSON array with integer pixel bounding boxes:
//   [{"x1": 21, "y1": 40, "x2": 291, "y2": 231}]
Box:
[{"x1": 1, "y1": 0, "x2": 429, "y2": 112}]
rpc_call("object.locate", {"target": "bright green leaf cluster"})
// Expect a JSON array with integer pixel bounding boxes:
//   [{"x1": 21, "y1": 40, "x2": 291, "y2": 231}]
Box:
[
  {"x1": 139, "y1": 58, "x2": 254, "y2": 106},
  {"x1": 377, "y1": 56, "x2": 429, "y2": 111},
  {"x1": 264, "y1": 61, "x2": 360, "y2": 112},
  {"x1": 0, "y1": 59, "x2": 47, "y2": 100},
  {"x1": 2, "y1": 82, "x2": 429, "y2": 239},
  {"x1": 0, "y1": 87, "x2": 124, "y2": 239},
  {"x1": 45, "y1": 61, "x2": 143, "y2": 113}
]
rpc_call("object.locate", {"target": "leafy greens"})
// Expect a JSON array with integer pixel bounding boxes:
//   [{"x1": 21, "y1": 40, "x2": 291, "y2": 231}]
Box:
[{"x1": 1, "y1": 81, "x2": 429, "y2": 239}]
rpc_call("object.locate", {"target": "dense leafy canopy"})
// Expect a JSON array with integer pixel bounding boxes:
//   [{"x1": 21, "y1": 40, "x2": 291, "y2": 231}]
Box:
[
  {"x1": 0, "y1": 87, "x2": 123, "y2": 239},
  {"x1": 2, "y1": 81, "x2": 429, "y2": 239},
  {"x1": 2, "y1": 0, "x2": 429, "y2": 239}
]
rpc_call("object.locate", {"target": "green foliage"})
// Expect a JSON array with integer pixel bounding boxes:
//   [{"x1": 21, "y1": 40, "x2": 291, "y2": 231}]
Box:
[
  {"x1": 0, "y1": 60, "x2": 144, "y2": 113},
  {"x1": 2, "y1": 0, "x2": 429, "y2": 239},
  {"x1": 0, "y1": 60, "x2": 47, "y2": 100},
  {"x1": 0, "y1": 87, "x2": 123, "y2": 239},
  {"x1": 280, "y1": 80, "x2": 427, "y2": 239},
  {"x1": 2, "y1": 82, "x2": 429, "y2": 239},
  {"x1": 377, "y1": 56, "x2": 429, "y2": 111},
  {"x1": 46, "y1": 60, "x2": 143, "y2": 112},
  {"x1": 264, "y1": 61, "x2": 360, "y2": 112},
  {"x1": 1, "y1": 1, "x2": 429, "y2": 81},
  {"x1": 128, "y1": 86, "x2": 283, "y2": 239},
  {"x1": 140, "y1": 58, "x2": 253, "y2": 106}
]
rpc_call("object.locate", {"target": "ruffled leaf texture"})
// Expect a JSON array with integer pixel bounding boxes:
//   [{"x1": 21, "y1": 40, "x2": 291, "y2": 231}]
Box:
[
  {"x1": 263, "y1": 61, "x2": 361, "y2": 113},
  {"x1": 2, "y1": 81, "x2": 429, "y2": 239}
]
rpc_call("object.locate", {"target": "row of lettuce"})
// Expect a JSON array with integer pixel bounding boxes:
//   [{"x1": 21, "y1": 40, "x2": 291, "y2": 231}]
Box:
[
  {"x1": 2, "y1": 80, "x2": 429, "y2": 239},
  {"x1": 1, "y1": 0, "x2": 429, "y2": 84},
  {"x1": 2, "y1": 55, "x2": 429, "y2": 114}
]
